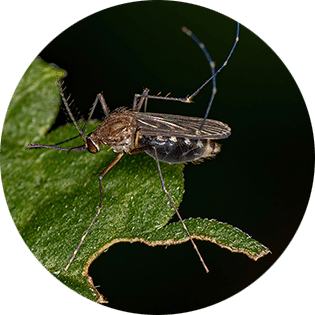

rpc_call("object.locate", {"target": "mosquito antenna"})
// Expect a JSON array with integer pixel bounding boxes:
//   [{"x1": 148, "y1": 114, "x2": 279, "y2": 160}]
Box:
[
  {"x1": 67, "y1": 93, "x2": 109, "y2": 150},
  {"x1": 187, "y1": 22, "x2": 239, "y2": 130},
  {"x1": 182, "y1": 26, "x2": 217, "y2": 131},
  {"x1": 28, "y1": 82, "x2": 104, "y2": 152},
  {"x1": 74, "y1": 93, "x2": 109, "y2": 136},
  {"x1": 56, "y1": 78, "x2": 86, "y2": 140}
]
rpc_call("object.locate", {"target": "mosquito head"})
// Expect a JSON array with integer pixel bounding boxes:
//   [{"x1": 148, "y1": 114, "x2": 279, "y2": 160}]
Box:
[{"x1": 86, "y1": 134, "x2": 100, "y2": 153}]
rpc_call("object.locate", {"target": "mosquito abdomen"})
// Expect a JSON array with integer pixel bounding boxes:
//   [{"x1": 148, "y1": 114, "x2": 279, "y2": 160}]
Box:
[{"x1": 139, "y1": 135, "x2": 221, "y2": 163}]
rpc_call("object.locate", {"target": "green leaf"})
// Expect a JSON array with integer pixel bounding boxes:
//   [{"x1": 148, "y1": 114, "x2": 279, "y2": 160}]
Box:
[{"x1": 1, "y1": 57, "x2": 270, "y2": 303}]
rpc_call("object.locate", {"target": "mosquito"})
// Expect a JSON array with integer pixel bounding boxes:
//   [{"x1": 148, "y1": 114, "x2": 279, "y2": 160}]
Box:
[{"x1": 28, "y1": 22, "x2": 240, "y2": 272}]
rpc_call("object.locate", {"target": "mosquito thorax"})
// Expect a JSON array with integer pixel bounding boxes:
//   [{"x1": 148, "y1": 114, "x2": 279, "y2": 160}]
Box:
[{"x1": 90, "y1": 109, "x2": 138, "y2": 153}]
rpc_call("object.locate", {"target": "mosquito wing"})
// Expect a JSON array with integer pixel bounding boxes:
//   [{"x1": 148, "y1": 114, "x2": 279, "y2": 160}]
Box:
[{"x1": 132, "y1": 112, "x2": 231, "y2": 139}]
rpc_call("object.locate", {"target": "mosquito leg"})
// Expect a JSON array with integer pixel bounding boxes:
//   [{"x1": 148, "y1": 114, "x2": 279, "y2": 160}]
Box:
[
  {"x1": 133, "y1": 88, "x2": 150, "y2": 111},
  {"x1": 81, "y1": 95, "x2": 101, "y2": 134},
  {"x1": 65, "y1": 152, "x2": 124, "y2": 271},
  {"x1": 133, "y1": 23, "x2": 239, "y2": 108},
  {"x1": 97, "y1": 152, "x2": 124, "y2": 209},
  {"x1": 152, "y1": 147, "x2": 210, "y2": 273},
  {"x1": 97, "y1": 93, "x2": 110, "y2": 118},
  {"x1": 128, "y1": 145, "x2": 209, "y2": 272},
  {"x1": 52, "y1": 135, "x2": 81, "y2": 146},
  {"x1": 182, "y1": 26, "x2": 217, "y2": 132},
  {"x1": 134, "y1": 129, "x2": 140, "y2": 148},
  {"x1": 187, "y1": 23, "x2": 240, "y2": 102},
  {"x1": 129, "y1": 145, "x2": 151, "y2": 155},
  {"x1": 144, "y1": 97, "x2": 148, "y2": 113},
  {"x1": 134, "y1": 93, "x2": 191, "y2": 104},
  {"x1": 187, "y1": 22, "x2": 240, "y2": 131}
]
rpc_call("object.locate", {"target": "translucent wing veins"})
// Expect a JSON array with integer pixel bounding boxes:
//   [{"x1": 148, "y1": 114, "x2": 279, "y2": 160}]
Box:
[{"x1": 133, "y1": 112, "x2": 231, "y2": 139}]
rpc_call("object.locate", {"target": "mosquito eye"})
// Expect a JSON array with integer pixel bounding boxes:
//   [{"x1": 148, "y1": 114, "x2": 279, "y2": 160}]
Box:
[{"x1": 87, "y1": 138, "x2": 99, "y2": 153}]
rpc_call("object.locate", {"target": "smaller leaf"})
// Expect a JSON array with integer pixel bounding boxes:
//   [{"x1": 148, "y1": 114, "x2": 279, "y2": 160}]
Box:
[{"x1": 3, "y1": 57, "x2": 66, "y2": 147}]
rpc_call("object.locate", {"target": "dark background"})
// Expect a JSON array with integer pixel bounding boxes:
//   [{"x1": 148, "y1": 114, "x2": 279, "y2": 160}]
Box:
[{"x1": 39, "y1": 1, "x2": 314, "y2": 314}]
